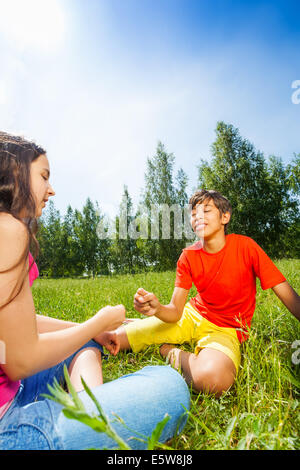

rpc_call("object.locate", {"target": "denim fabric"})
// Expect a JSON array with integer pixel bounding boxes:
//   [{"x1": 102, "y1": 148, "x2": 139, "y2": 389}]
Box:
[
  {"x1": 0, "y1": 341, "x2": 190, "y2": 450},
  {"x1": 18, "y1": 340, "x2": 105, "y2": 405}
]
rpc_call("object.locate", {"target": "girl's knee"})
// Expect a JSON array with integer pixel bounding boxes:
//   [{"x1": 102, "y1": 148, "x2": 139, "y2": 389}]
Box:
[
  {"x1": 68, "y1": 347, "x2": 103, "y2": 392},
  {"x1": 69, "y1": 347, "x2": 101, "y2": 368}
]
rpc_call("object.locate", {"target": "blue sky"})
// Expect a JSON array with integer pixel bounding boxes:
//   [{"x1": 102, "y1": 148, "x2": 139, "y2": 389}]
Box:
[{"x1": 0, "y1": 0, "x2": 299, "y2": 218}]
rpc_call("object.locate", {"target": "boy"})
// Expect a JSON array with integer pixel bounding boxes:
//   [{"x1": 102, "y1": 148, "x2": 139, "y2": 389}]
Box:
[{"x1": 100, "y1": 190, "x2": 300, "y2": 396}]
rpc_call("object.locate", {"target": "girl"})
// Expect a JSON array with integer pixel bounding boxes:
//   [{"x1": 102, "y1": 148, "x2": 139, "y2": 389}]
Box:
[{"x1": 0, "y1": 132, "x2": 189, "y2": 450}]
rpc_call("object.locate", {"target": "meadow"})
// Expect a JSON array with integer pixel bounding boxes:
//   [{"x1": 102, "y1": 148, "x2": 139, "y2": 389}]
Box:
[{"x1": 32, "y1": 259, "x2": 300, "y2": 450}]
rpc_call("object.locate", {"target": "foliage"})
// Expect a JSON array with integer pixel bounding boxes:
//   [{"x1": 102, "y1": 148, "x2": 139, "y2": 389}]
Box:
[
  {"x1": 109, "y1": 186, "x2": 146, "y2": 274},
  {"x1": 36, "y1": 123, "x2": 299, "y2": 277},
  {"x1": 141, "y1": 141, "x2": 190, "y2": 271},
  {"x1": 37, "y1": 198, "x2": 111, "y2": 277},
  {"x1": 197, "y1": 122, "x2": 299, "y2": 258}
]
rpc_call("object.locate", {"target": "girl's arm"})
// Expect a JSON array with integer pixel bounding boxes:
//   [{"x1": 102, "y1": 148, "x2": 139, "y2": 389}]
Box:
[
  {"x1": 2, "y1": 281, "x2": 124, "y2": 381},
  {"x1": 36, "y1": 314, "x2": 120, "y2": 345},
  {"x1": 0, "y1": 217, "x2": 124, "y2": 381},
  {"x1": 36, "y1": 314, "x2": 77, "y2": 333}
]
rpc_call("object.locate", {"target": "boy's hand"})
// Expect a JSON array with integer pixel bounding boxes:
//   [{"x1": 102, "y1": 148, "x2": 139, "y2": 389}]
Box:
[{"x1": 134, "y1": 287, "x2": 161, "y2": 317}]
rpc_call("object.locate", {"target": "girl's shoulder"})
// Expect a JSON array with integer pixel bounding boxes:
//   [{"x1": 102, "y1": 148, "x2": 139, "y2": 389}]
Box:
[
  {"x1": 0, "y1": 213, "x2": 28, "y2": 244},
  {"x1": 0, "y1": 213, "x2": 29, "y2": 272},
  {"x1": 0, "y1": 211, "x2": 27, "y2": 230}
]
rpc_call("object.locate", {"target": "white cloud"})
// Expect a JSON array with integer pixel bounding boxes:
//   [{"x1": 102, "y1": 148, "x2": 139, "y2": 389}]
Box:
[
  {"x1": 0, "y1": 81, "x2": 7, "y2": 105},
  {"x1": 0, "y1": 0, "x2": 65, "y2": 52},
  {"x1": 34, "y1": 68, "x2": 218, "y2": 218}
]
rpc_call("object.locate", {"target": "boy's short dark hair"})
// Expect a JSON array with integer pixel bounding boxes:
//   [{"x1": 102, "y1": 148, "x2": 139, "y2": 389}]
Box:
[{"x1": 189, "y1": 189, "x2": 232, "y2": 233}]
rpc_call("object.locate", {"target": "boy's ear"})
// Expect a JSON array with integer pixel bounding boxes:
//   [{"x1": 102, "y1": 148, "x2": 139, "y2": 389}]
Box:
[{"x1": 222, "y1": 211, "x2": 231, "y2": 225}]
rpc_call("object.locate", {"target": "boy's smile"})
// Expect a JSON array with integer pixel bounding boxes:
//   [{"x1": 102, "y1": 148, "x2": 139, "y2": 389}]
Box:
[{"x1": 190, "y1": 199, "x2": 231, "y2": 243}]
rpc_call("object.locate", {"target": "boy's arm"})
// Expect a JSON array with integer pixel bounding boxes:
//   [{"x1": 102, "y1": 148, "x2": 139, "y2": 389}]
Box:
[
  {"x1": 134, "y1": 287, "x2": 189, "y2": 323},
  {"x1": 272, "y1": 281, "x2": 300, "y2": 321}
]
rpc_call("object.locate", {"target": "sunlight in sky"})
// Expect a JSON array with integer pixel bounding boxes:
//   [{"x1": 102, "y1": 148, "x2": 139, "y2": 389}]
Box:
[
  {"x1": 0, "y1": 81, "x2": 7, "y2": 105},
  {"x1": 0, "y1": 0, "x2": 298, "y2": 219},
  {"x1": 0, "y1": 0, "x2": 65, "y2": 51}
]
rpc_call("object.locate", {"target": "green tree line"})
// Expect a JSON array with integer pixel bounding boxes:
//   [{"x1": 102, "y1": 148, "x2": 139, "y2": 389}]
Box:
[{"x1": 36, "y1": 122, "x2": 300, "y2": 277}]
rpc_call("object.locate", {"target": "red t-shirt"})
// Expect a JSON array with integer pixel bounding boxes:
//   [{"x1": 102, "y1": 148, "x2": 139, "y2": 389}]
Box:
[{"x1": 175, "y1": 234, "x2": 286, "y2": 342}]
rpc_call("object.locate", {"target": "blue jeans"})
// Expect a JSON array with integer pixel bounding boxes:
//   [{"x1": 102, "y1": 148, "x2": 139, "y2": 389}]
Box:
[{"x1": 0, "y1": 341, "x2": 190, "y2": 450}]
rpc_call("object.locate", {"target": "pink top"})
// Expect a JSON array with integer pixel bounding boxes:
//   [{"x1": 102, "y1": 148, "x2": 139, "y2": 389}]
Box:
[
  {"x1": 0, "y1": 253, "x2": 39, "y2": 413},
  {"x1": 28, "y1": 252, "x2": 39, "y2": 287}
]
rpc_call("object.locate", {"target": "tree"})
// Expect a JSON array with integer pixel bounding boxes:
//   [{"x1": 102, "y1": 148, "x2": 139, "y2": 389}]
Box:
[
  {"x1": 110, "y1": 186, "x2": 144, "y2": 273},
  {"x1": 37, "y1": 200, "x2": 63, "y2": 276},
  {"x1": 197, "y1": 121, "x2": 299, "y2": 257},
  {"x1": 59, "y1": 205, "x2": 85, "y2": 276},
  {"x1": 282, "y1": 153, "x2": 300, "y2": 258},
  {"x1": 176, "y1": 168, "x2": 189, "y2": 209},
  {"x1": 73, "y1": 198, "x2": 111, "y2": 277},
  {"x1": 142, "y1": 141, "x2": 189, "y2": 270},
  {"x1": 287, "y1": 153, "x2": 300, "y2": 194}
]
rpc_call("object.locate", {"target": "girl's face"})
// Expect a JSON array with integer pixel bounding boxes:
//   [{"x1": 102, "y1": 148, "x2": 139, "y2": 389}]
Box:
[{"x1": 30, "y1": 154, "x2": 55, "y2": 217}]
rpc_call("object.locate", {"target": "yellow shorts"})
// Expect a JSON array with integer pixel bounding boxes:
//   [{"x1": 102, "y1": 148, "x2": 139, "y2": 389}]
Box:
[{"x1": 124, "y1": 302, "x2": 241, "y2": 374}]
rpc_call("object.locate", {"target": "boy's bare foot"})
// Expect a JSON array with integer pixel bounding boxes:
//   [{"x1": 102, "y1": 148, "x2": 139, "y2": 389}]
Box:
[
  {"x1": 159, "y1": 344, "x2": 182, "y2": 370},
  {"x1": 122, "y1": 318, "x2": 141, "y2": 324}
]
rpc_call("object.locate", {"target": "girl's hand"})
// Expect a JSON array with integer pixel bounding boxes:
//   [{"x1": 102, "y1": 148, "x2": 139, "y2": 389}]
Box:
[
  {"x1": 95, "y1": 330, "x2": 120, "y2": 356},
  {"x1": 134, "y1": 287, "x2": 161, "y2": 317},
  {"x1": 95, "y1": 304, "x2": 126, "y2": 332}
]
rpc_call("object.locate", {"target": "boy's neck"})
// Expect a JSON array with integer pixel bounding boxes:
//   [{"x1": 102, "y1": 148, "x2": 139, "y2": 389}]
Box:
[{"x1": 202, "y1": 232, "x2": 227, "y2": 254}]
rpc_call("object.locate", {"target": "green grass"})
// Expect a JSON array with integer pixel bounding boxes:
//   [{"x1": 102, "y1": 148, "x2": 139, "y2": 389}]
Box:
[{"x1": 32, "y1": 259, "x2": 300, "y2": 450}]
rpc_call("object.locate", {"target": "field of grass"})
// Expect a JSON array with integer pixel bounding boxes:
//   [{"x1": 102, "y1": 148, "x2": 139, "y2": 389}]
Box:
[{"x1": 32, "y1": 259, "x2": 300, "y2": 450}]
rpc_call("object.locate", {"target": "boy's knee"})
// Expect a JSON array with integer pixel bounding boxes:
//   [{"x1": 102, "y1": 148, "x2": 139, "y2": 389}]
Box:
[{"x1": 192, "y1": 364, "x2": 234, "y2": 397}]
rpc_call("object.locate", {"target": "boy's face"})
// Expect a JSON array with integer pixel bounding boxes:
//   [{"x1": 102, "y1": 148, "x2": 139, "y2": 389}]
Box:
[{"x1": 190, "y1": 199, "x2": 230, "y2": 240}]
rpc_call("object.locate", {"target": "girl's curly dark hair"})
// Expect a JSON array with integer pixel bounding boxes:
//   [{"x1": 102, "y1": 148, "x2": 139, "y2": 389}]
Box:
[{"x1": 0, "y1": 131, "x2": 46, "y2": 264}]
